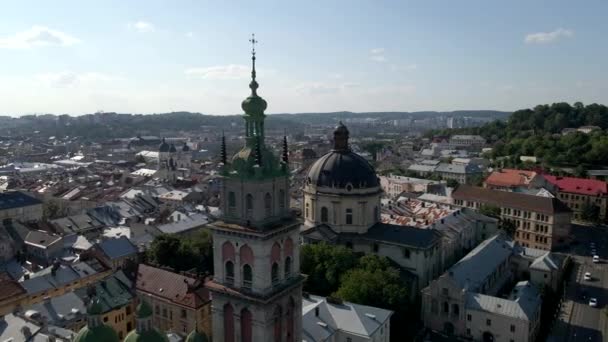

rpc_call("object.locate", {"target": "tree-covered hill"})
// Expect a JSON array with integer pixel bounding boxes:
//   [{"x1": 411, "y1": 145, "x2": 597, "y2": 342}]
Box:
[{"x1": 429, "y1": 102, "x2": 608, "y2": 169}]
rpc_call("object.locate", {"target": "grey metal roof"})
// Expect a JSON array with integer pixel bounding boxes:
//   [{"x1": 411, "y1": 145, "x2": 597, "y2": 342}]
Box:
[
  {"x1": 97, "y1": 236, "x2": 137, "y2": 260},
  {"x1": 435, "y1": 163, "x2": 482, "y2": 175},
  {"x1": 302, "y1": 295, "x2": 392, "y2": 340},
  {"x1": 362, "y1": 222, "x2": 441, "y2": 249},
  {"x1": 447, "y1": 234, "x2": 512, "y2": 291},
  {"x1": 28, "y1": 291, "x2": 86, "y2": 325},
  {"x1": 157, "y1": 214, "x2": 209, "y2": 234},
  {"x1": 0, "y1": 191, "x2": 42, "y2": 210},
  {"x1": 530, "y1": 253, "x2": 560, "y2": 271},
  {"x1": 25, "y1": 230, "x2": 62, "y2": 248},
  {"x1": 466, "y1": 281, "x2": 540, "y2": 321},
  {"x1": 0, "y1": 314, "x2": 43, "y2": 341},
  {"x1": 307, "y1": 150, "x2": 380, "y2": 189}
]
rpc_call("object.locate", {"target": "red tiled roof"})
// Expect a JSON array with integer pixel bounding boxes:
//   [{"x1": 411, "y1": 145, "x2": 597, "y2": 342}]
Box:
[
  {"x1": 136, "y1": 264, "x2": 210, "y2": 309},
  {"x1": 453, "y1": 185, "x2": 571, "y2": 214},
  {"x1": 484, "y1": 169, "x2": 537, "y2": 188},
  {"x1": 0, "y1": 271, "x2": 26, "y2": 302},
  {"x1": 543, "y1": 175, "x2": 608, "y2": 196}
]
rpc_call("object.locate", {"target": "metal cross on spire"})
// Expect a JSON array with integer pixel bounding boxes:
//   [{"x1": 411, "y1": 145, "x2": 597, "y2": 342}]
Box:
[
  {"x1": 249, "y1": 33, "x2": 258, "y2": 83},
  {"x1": 249, "y1": 33, "x2": 258, "y2": 56}
]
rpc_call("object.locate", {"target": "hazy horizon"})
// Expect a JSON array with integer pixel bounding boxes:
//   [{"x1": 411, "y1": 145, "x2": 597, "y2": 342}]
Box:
[{"x1": 1, "y1": 0, "x2": 607, "y2": 116}]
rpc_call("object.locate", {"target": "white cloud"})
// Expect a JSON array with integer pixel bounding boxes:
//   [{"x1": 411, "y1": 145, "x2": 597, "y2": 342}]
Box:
[
  {"x1": 524, "y1": 28, "x2": 573, "y2": 44},
  {"x1": 129, "y1": 21, "x2": 155, "y2": 33},
  {"x1": 36, "y1": 71, "x2": 123, "y2": 88},
  {"x1": 185, "y1": 31, "x2": 195, "y2": 38},
  {"x1": 185, "y1": 65, "x2": 250, "y2": 80},
  {"x1": 370, "y1": 47, "x2": 387, "y2": 62},
  {"x1": 0, "y1": 26, "x2": 80, "y2": 49}
]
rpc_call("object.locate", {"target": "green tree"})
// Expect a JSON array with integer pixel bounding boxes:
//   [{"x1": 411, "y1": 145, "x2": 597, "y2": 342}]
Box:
[
  {"x1": 335, "y1": 254, "x2": 409, "y2": 312},
  {"x1": 446, "y1": 179, "x2": 459, "y2": 188},
  {"x1": 147, "y1": 234, "x2": 182, "y2": 270},
  {"x1": 479, "y1": 204, "x2": 501, "y2": 218},
  {"x1": 300, "y1": 243, "x2": 358, "y2": 296},
  {"x1": 580, "y1": 201, "x2": 601, "y2": 223},
  {"x1": 43, "y1": 199, "x2": 66, "y2": 220}
]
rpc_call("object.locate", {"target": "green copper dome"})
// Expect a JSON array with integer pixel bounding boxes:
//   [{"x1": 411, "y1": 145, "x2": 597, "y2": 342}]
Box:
[
  {"x1": 136, "y1": 301, "x2": 153, "y2": 318},
  {"x1": 241, "y1": 93, "x2": 267, "y2": 115},
  {"x1": 185, "y1": 329, "x2": 209, "y2": 342},
  {"x1": 123, "y1": 329, "x2": 168, "y2": 342},
  {"x1": 75, "y1": 325, "x2": 120, "y2": 342}
]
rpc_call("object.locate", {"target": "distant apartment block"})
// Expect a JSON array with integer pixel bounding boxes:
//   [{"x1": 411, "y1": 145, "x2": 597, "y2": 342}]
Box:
[
  {"x1": 448, "y1": 135, "x2": 486, "y2": 151},
  {"x1": 452, "y1": 185, "x2": 571, "y2": 250},
  {"x1": 0, "y1": 191, "x2": 43, "y2": 223},
  {"x1": 379, "y1": 175, "x2": 443, "y2": 197},
  {"x1": 543, "y1": 175, "x2": 608, "y2": 221}
]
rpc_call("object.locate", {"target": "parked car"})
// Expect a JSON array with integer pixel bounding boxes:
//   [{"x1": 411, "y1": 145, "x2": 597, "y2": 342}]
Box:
[
  {"x1": 589, "y1": 297, "x2": 598, "y2": 307},
  {"x1": 593, "y1": 255, "x2": 600, "y2": 263},
  {"x1": 584, "y1": 272, "x2": 592, "y2": 281}
]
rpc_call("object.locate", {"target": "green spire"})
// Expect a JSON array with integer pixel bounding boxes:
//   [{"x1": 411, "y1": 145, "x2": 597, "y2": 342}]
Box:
[
  {"x1": 220, "y1": 131, "x2": 227, "y2": 165},
  {"x1": 241, "y1": 33, "x2": 268, "y2": 147}
]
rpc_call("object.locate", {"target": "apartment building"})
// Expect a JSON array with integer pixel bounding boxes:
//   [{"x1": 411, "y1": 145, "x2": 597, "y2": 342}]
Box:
[
  {"x1": 452, "y1": 185, "x2": 572, "y2": 250},
  {"x1": 0, "y1": 191, "x2": 43, "y2": 223},
  {"x1": 448, "y1": 135, "x2": 486, "y2": 151},
  {"x1": 543, "y1": 175, "x2": 608, "y2": 221},
  {"x1": 421, "y1": 235, "x2": 564, "y2": 342},
  {"x1": 135, "y1": 264, "x2": 212, "y2": 338}
]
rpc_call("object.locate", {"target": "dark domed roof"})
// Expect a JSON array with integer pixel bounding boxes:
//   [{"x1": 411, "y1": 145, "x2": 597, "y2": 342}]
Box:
[
  {"x1": 241, "y1": 93, "x2": 267, "y2": 114},
  {"x1": 182, "y1": 142, "x2": 190, "y2": 152},
  {"x1": 307, "y1": 150, "x2": 379, "y2": 189},
  {"x1": 169, "y1": 144, "x2": 177, "y2": 153},
  {"x1": 159, "y1": 138, "x2": 170, "y2": 152}
]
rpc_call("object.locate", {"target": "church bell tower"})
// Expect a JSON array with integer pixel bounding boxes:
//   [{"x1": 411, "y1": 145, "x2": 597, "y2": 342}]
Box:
[{"x1": 205, "y1": 34, "x2": 303, "y2": 342}]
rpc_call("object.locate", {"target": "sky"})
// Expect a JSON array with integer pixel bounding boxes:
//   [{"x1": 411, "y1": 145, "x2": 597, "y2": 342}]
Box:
[{"x1": 0, "y1": 0, "x2": 607, "y2": 116}]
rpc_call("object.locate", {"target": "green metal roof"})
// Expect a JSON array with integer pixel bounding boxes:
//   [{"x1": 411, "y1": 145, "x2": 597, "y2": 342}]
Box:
[
  {"x1": 74, "y1": 325, "x2": 119, "y2": 342},
  {"x1": 76, "y1": 271, "x2": 134, "y2": 314},
  {"x1": 123, "y1": 329, "x2": 168, "y2": 342}
]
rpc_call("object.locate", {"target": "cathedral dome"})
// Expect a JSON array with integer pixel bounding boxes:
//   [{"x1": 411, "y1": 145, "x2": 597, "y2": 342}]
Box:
[
  {"x1": 74, "y1": 298, "x2": 119, "y2": 342},
  {"x1": 75, "y1": 325, "x2": 120, "y2": 342},
  {"x1": 241, "y1": 92, "x2": 268, "y2": 114},
  {"x1": 169, "y1": 144, "x2": 177, "y2": 153},
  {"x1": 185, "y1": 329, "x2": 209, "y2": 342},
  {"x1": 158, "y1": 138, "x2": 170, "y2": 152},
  {"x1": 306, "y1": 122, "x2": 379, "y2": 191},
  {"x1": 182, "y1": 142, "x2": 191, "y2": 152}
]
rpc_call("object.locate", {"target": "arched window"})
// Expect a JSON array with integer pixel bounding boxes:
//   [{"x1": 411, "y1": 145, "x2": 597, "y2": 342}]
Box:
[
  {"x1": 246, "y1": 194, "x2": 253, "y2": 218},
  {"x1": 225, "y1": 261, "x2": 234, "y2": 285},
  {"x1": 224, "y1": 303, "x2": 234, "y2": 342},
  {"x1": 241, "y1": 308, "x2": 252, "y2": 342},
  {"x1": 305, "y1": 202, "x2": 310, "y2": 218},
  {"x1": 443, "y1": 302, "x2": 449, "y2": 314},
  {"x1": 265, "y1": 193, "x2": 272, "y2": 217},
  {"x1": 279, "y1": 189, "x2": 285, "y2": 210},
  {"x1": 452, "y1": 303, "x2": 460, "y2": 316},
  {"x1": 271, "y1": 262, "x2": 279, "y2": 285},
  {"x1": 284, "y1": 256, "x2": 292, "y2": 278},
  {"x1": 242, "y1": 264, "x2": 252, "y2": 289},
  {"x1": 321, "y1": 207, "x2": 328, "y2": 223}
]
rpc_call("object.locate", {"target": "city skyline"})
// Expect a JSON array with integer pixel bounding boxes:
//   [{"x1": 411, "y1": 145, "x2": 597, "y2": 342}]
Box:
[{"x1": 1, "y1": 0, "x2": 607, "y2": 116}]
